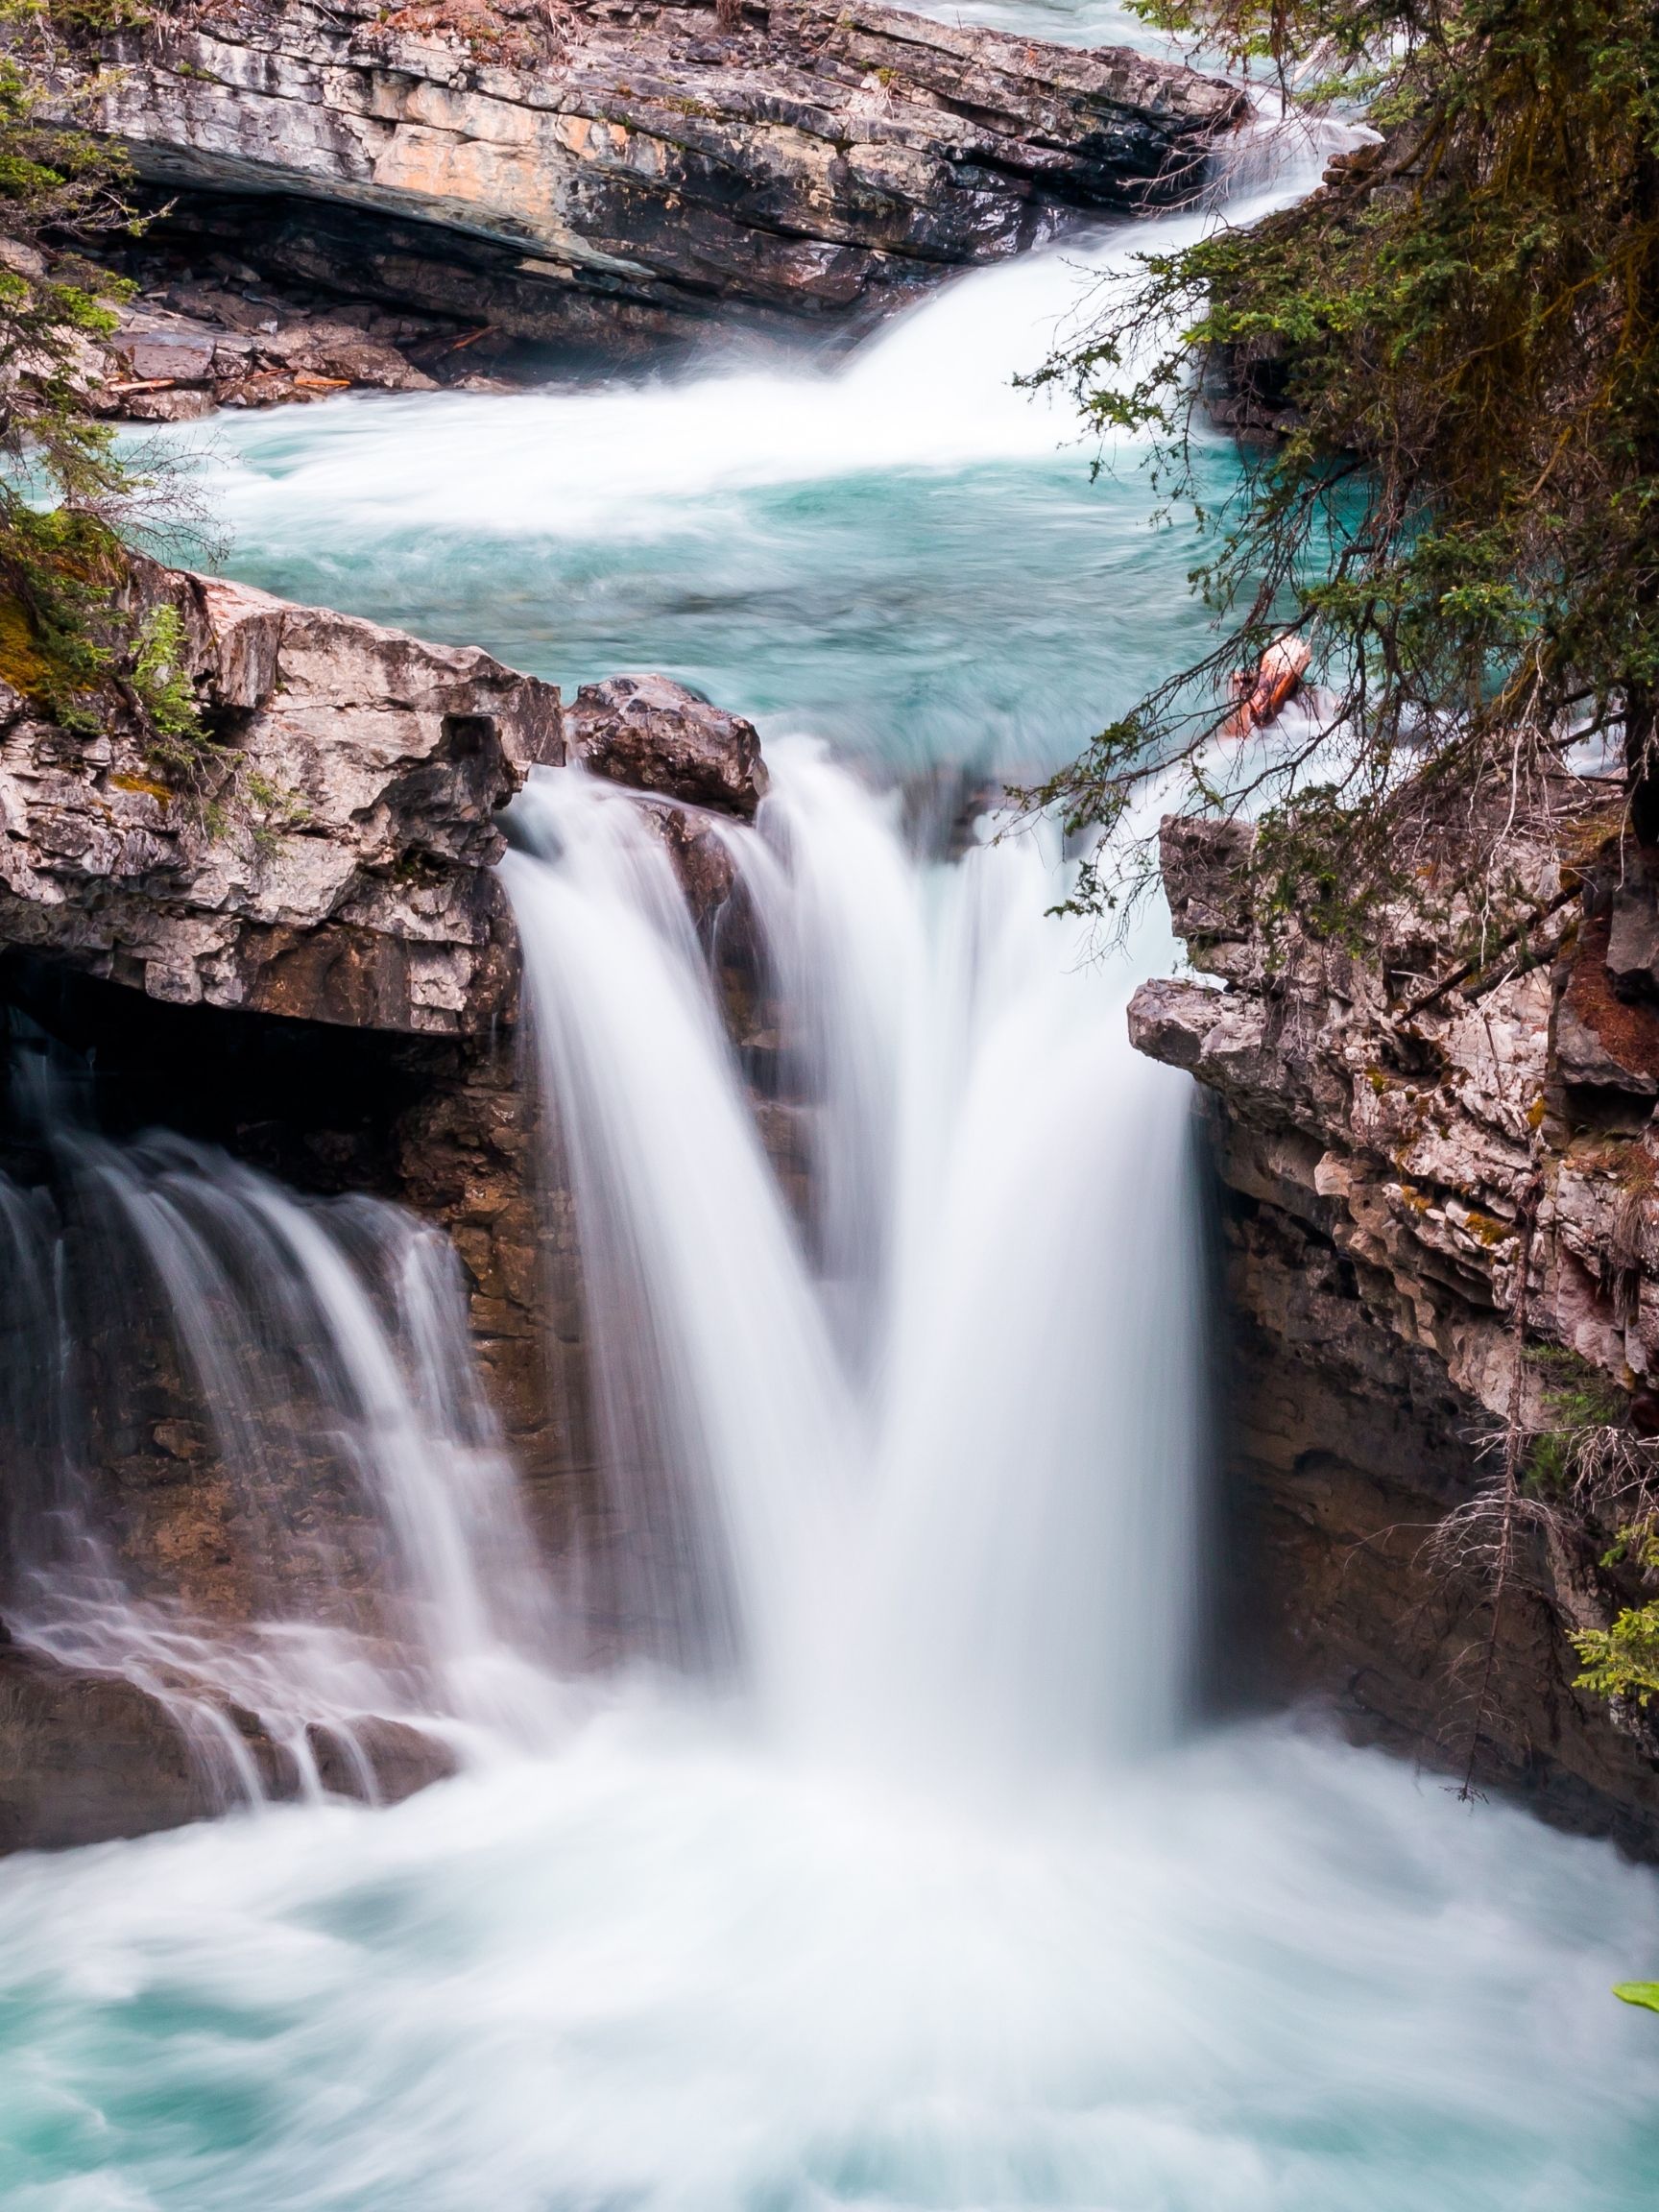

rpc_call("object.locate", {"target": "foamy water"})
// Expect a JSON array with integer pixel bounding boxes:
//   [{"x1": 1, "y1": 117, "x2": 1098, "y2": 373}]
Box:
[{"x1": 1, "y1": 1708, "x2": 1656, "y2": 2210}]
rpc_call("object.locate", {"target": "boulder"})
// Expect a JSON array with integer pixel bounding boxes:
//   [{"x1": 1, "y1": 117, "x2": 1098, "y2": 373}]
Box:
[{"x1": 567, "y1": 671, "x2": 767, "y2": 817}]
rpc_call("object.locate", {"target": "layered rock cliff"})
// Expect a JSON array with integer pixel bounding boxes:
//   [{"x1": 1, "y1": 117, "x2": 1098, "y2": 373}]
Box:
[
  {"x1": 73, "y1": 0, "x2": 1243, "y2": 359},
  {"x1": 0, "y1": 563, "x2": 764, "y2": 1034},
  {"x1": 1131, "y1": 796, "x2": 1659, "y2": 1854}
]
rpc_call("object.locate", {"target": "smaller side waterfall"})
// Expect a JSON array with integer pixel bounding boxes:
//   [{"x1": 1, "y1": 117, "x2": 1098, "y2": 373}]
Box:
[
  {"x1": 0, "y1": 1128, "x2": 559, "y2": 1804},
  {"x1": 503, "y1": 743, "x2": 1205, "y2": 1776}
]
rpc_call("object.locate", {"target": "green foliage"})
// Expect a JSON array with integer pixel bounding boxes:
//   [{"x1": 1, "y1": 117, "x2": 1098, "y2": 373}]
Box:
[
  {"x1": 1573, "y1": 1605, "x2": 1659, "y2": 1706},
  {"x1": 244, "y1": 767, "x2": 312, "y2": 850},
  {"x1": 127, "y1": 599, "x2": 214, "y2": 779},
  {"x1": 130, "y1": 603, "x2": 195, "y2": 737},
  {"x1": 1026, "y1": 0, "x2": 1659, "y2": 932},
  {"x1": 0, "y1": 2, "x2": 222, "y2": 790},
  {"x1": 1613, "y1": 1982, "x2": 1659, "y2": 2012},
  {"x1": 1523, "y1": 1347, "x2": 1629, "y2": 1495}
]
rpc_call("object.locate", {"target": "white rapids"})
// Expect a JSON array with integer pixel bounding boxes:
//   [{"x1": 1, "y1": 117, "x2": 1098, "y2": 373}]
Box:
[{"x1": 502, "y1": 747, "x2": 1201, "y2": 1770}]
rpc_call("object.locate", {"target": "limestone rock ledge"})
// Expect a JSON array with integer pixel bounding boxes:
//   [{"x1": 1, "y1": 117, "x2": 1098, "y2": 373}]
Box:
[
  {"x1": 79, "y1": 0, "x2": 1245, "y2": 353},
  {"x1": 0, "y1": 564, "x2": 558, "y2": 1033},
  {"x1": 1132, "y1": 808, "x2": 1659, "y2": 1854}
]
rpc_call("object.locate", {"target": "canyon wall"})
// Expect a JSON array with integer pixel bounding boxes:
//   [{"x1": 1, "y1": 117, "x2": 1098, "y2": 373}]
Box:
[
  {"x1": 70, "y1": 0, "x2": 1242, "y2": 376},
  {"x1": 1133, "y1": 805, "x2": 1659, "y2": 1857}
]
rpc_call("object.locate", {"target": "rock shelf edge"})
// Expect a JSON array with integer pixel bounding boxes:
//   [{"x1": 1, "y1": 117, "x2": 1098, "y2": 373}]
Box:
[{"x1": 65, "y1": 0, "x2": 1245, "y2": 394}]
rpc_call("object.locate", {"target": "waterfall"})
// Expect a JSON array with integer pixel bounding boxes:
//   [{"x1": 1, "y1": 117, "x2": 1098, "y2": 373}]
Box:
[
  {"x1": 503, "y1": 740, "x2": 1203, "y2": 1769},
  {"x1": 501, "y1": 770, "x2": 857, "y2": 1709},
  {"x1": 2, "y1": 749, "x2": 1650, "y2": 2212},
  {"x1": 0, "y1": 1125, "x2": 558, "y2": 1802},
  {"x1": 0, "y1": 729, "x2": 1204, "y2": 1803},
  {"x1": 2, "y1": 105, "x2": 1656, "y2": 2210}
]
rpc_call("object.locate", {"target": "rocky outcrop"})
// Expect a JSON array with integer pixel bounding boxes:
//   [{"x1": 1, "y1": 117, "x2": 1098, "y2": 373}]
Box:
[
  {"x1": 0, "y1": 563, "x2": 561, "y2": 1033},
  {"x1": 94, "y1": 286, "x2": 446, "y2": 420},
  {"x1": 83, "y1": 230, "x2": 561, "y2": 421},
  {"x1": 79, "y1": 0, "x2": 1245, "y2": 356},
  {"x1": 0, "y1": 578, "x2": 784, "y2": 1029},
  {"x1": 0, "y1": 1643, "x2": 455, "y2": 1851},
  {"x1": 567, "y1": 672, "x2": 766, "y2": 816},
  {"x1": 1133, "y1": 801, "x2": 1659, "y2": 1853},
  {"x1": 0, "y1": 235, "x2": 450, "y2": 422}
]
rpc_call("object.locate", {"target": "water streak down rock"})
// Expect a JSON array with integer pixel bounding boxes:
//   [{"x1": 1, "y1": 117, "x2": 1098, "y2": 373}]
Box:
[{"x1": 82, "y1": 0, "x2": 1246, "y2": 351}]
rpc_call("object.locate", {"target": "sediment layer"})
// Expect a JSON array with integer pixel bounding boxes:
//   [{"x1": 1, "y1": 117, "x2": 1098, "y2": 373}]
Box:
[{"x1": 74, "y1": 0, "x2": 1243, "y2": 362}]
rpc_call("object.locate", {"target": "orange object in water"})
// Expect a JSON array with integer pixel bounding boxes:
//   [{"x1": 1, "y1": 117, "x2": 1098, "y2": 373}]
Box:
[{"x1": 1225, "y1": 634, "x2": 1312, "y2": 735}]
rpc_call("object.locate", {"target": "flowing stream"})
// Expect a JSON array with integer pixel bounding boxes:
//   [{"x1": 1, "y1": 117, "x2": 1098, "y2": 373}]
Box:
[{"x1": 1, "y1": 25, "x2": 1658, "y2": 2205}]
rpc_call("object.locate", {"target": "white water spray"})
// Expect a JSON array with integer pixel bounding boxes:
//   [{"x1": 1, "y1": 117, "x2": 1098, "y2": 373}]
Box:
[{"x1": 504, "y1": 743, "x2": 1203, "y2": 1771}]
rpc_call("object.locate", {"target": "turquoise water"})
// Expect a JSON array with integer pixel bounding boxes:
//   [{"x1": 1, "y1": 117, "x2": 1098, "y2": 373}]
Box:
[
  {"x1": 178, "y1": 443, "x2": 1227, "y2": 781},
  {"x1": 145, "y1": 204, "x2": 1250, "y2": 782}
]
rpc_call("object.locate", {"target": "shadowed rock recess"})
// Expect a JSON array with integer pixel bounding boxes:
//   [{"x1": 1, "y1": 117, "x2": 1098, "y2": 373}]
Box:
[
  {"x1": 1132, "y1": 805, "x2": 1659, "y2": 1855},
  {"x1": 0, "y1": 569, "x2": 769, "y2": 1848},
  {"x1": 73, "y1": 0, "x2": 1243, "y2": 373}
]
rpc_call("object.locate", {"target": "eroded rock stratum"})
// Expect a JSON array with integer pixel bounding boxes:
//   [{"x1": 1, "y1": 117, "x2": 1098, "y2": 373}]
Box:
[
  {"x1": 0, "y1": 563, "x2": 764, "y2": 1034},
  {"x1": 77, "y1": 0, "x2": 1244, "y2": 357}
]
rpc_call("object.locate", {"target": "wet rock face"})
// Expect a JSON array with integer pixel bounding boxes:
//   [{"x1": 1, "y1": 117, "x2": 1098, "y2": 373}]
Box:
[
  {"x1": 0, "y1": 564, "x2": 560, "y2": 1034},
  {"x1": 1132, "y1": 806, "x2": 1659, "y2": 1852},
  {"x1": 0, "y1": 1647, "x2": 211, "y2": 1850},
  {"x1": 0, "y1": 1645, "x2": 456, "y2": 1851},
  {"x1": 84, "y1": 0, "x2": 1245, "y2": 352}
]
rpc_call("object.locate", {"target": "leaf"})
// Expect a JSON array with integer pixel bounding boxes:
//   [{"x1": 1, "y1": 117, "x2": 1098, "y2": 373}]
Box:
[{"x1": 1612, "y1": 1984, "x2": 1659, "y2": 2013}]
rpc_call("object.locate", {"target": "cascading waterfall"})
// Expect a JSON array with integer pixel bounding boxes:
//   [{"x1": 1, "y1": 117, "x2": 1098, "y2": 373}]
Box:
[
  {"x1": 502, "y1": 769, "x2": 856, "y2": 1704},
  {"x1": 2, "y1": 65, "x2": 1658, "y2": 2211},
  {"x1": 2, "y1": 802, "x2": 1656, "y2": 2204},
  {"x1": 0, "y1": 1123, "x2": 558, "y2": 1797},
  {"x1": 2, "y1": 712, "x2": 1203, "y2": 1794},
  {"x1": 503, "y1": 744, "x2": 1203, "y2": 1771}
]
